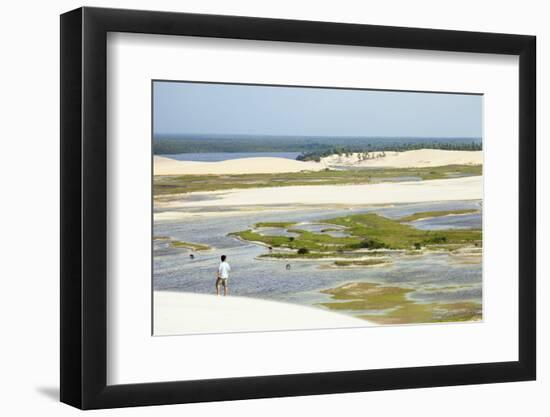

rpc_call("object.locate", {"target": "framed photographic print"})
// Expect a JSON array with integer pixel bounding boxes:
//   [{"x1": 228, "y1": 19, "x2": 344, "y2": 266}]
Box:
[{"x1": 60, "y1": 6, "x2": 536, "y2": 409}]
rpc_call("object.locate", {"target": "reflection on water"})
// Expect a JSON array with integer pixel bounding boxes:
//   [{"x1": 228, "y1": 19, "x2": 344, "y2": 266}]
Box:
[
  {"x1": 408, "y1": 213, "x2": 481, "y2": 230},
  {"x1": 257, "y1": 227, "x2": 299, "y2": 237},
  {"x1": 292, "y1": 223, "x2": 350, "y2": 238},
  {"x1": 154, "y1": 200, "x2": 482, "y2": 315}
]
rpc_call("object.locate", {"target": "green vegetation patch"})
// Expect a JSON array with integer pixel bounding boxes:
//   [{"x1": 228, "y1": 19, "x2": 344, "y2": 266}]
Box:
[
  {"x1": 230, "y1": 228, "x2": 361, "y2": 253},
  {"x1": 319, "y1": 282, "x2": 482, "y2": 324},
  {"x1": 254, "y1": 222, "x2": 297, "y2": 228},
  {"x1": 325, "y1": 213, "x2": 481, "y2": 250},
  {"x1": 170, "y1": 240, "x2": 211, "y2": 251},
  {"x1": 333, "y1": 259, "x2": 390, "y2": 267},
  {"x1": 361, "y1": 301, "x2": 482, "y2": 324},
  {"x1": 230, "y1": 230, "x2": 296, "y2": 248},
  {"x1": 320, "y1": 282, "x2": 413, "y2": 311},
  {"x1": 232, "y1": 211, "x2": 481, "y2": 258},
  {"x1": 259, "y1": 252, "x2": 344, "y2": 260},
  {"x1": 398, "y1": 209, "x2": 479, "y2": 223}
]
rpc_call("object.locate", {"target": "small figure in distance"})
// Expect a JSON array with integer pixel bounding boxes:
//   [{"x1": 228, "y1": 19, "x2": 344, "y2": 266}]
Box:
[
  {"x1": 216, "y1": 255, "x2": 231, "y2": 296},
  {"x1": 189, "y1": 253, "x2": 195, "y2": 260},
  {"x1": 286, "y1": 264, "x2": 291, "y2": 271}
]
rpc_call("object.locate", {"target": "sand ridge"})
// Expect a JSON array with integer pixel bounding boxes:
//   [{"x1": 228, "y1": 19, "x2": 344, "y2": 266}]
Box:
[
  {"x1": 154, "y1": 291, "x2": 367, "y2": 335},
  {"x1": 154, "y1": 155, "x2": 325, "y2": 175},
  {"x1": 159, "y1": 176, "x2": 483, "y2": 210},
  {"x1": 321, "y1": 149, "x2": 483, "y2": 168},
  {"x1": 154, "y1": 149, "x2": 482, "y2": 176}
]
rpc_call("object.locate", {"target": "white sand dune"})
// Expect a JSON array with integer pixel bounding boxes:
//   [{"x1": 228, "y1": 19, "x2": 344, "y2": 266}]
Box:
[
  {"x1": 322, "y1": 149, "x2": 483, "y2": 168},
  {"x1": 154, "y1": 150, "x2": 481, "y2": 175},
  {"x1": 154, "y1": 291, "x2": 368, "y2": 335},
  {"x1": 154, "y1": 155, "x2": 325, "y2": 175},
  {"x1": 161, "y1": 176, "x2": 482, "y2": 211}
]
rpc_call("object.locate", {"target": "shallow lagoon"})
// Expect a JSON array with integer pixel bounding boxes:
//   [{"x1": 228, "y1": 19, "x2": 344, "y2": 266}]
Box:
[{"x1": 154, "y1": 199, "x2": 482, "y2": 320}]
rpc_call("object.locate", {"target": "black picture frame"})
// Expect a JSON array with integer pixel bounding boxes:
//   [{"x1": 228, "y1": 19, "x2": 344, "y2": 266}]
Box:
[{"x1": 60, "y1": 6, "x2": 536, "y2": 410}]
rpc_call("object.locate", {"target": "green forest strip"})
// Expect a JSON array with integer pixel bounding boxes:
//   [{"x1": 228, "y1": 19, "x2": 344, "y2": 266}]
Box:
[
  {"x1": 153, "y1": 136, "x2": 481, "y2": 154},
  {"x1": 154, "y1": 164, "x2": 482, "y2": 196}
]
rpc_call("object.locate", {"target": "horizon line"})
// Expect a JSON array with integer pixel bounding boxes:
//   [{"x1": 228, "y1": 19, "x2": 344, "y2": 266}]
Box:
[{"x1": 154, "y1": 134, "x2": 482, "y2": 139}]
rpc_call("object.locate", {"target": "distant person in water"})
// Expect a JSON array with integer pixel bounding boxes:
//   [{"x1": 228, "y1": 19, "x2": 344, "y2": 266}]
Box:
[{"x1": 216, "y1": 255, "x2": 231, "y2": 296}]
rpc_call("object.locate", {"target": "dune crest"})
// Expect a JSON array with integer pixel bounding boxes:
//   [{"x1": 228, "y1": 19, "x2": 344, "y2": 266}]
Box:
[
  {"x1": 154, "y1": 149, "x2": 482, "y2": 175},
  {"x1": 322, "y1": 149, "x2": 482, "y2": 168},
  {"x1": 154, "y1": 292, "x2": 367, "y2": 335}
]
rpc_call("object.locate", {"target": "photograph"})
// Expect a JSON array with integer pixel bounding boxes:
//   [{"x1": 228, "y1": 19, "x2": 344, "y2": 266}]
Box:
[{"x1": 152, "y1": 81, "x2": 484, "y2": 336}]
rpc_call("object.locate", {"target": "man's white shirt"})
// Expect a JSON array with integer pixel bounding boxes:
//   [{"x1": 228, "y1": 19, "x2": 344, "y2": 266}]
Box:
[{"x1": 218, "y1": 261, "x2": 231, "y2": 279}]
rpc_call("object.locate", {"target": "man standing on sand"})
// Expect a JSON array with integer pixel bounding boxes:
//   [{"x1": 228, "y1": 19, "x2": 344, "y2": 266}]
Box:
[{"x1": 216, "y1": 255, "x2": 231, "y2": 296}]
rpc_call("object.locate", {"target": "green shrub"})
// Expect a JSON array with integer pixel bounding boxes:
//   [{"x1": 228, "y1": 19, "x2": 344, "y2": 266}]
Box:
[
  {"x1": 423, "y1": 236, "x2": 447, "y2": 244},
  {"x1": 297, "y1": 247, "x2": 309, "y2": 255},
  {"x1": 356, "y1": 239, "x2": 387, "y2": 249}
]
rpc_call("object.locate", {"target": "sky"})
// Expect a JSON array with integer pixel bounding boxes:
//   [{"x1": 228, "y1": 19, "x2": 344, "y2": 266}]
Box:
[{"x1": 153, "y1": 81, "x2": 482, "y2": 138}]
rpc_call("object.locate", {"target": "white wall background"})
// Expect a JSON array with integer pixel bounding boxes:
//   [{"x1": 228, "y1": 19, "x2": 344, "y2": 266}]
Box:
[{"x1": 0, "y1": 0, "x2": 545, "y2": 415}]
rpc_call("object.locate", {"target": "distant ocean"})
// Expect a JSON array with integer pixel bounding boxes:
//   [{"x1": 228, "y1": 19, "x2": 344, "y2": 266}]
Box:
[{"x1": 163, "y1": 152, "x2": 301, "y2": 162}]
